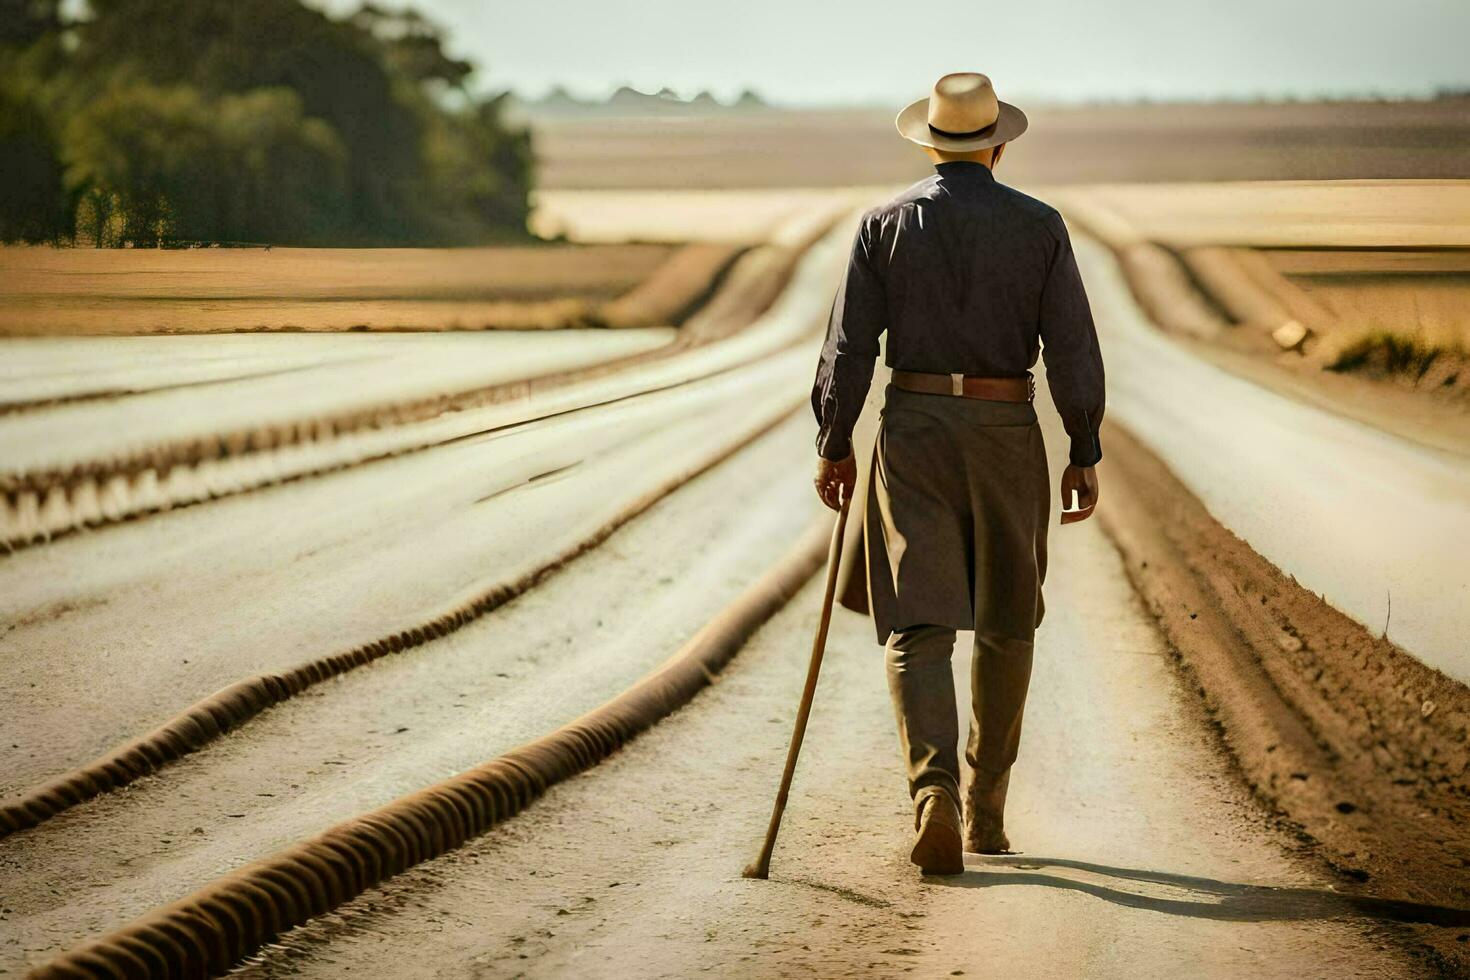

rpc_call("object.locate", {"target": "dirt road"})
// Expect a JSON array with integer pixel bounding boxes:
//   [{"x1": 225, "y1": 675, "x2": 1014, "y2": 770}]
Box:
[
  {"x1": 1067, "y1": 230, "x2": 1470, "y2": 683},
  {"x1": 0, "y1": 408, "x2": 819, "y2": 974},
  {"x1": 5, "y1": 182, "x2": 1463, "y2": 977},
  {"x1": 224, "y1": 415, "x2": 1415, "y2": 979},
  {"x1": 4, "y1": 357, "x2": 1434, "y2": 977},
  {"x1": 1, "y1": 329, "x2": 669, "y2": 455},
  {"x1": 0, "y1": 349, "x2": 807, "y2": 797}
]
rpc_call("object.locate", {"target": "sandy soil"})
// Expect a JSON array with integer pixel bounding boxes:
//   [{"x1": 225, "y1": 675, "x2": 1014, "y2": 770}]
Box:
[
  {"x1": 530, "y1": 188, "x2": 869, "y2": 245},
  {"x1": 0, "y1": 244, "x2": 671, "y2": 301},
  {"x1": 1049, "y1": 180, "x2": 1470, "y2": 249},
  {"x1": 222, "y1": 418, "x2": 1417, "y2": 979},
  {"x1": 0, "y1": 244, "x2": 683, "y2": 336},
  {"x1": 0, "y1": 411, "x2": 820, "y2": 976},
  {"x1": 0, "y1": 352, "x2": 807, "y2": 797},
  {"x1": 0, "y1": 213, "x2": 846, "y2": 560},
  {"x1": 1071, "y1": 226, "x2": 1470, "y2": 970},
  {"x1": 1068, "y1": 231, "x2": 1470, "y2": 684},
  {"x1": 1266, "y1": 251, "x2": 1470, "y2": 277},
  {"x1": 1186, "y1": 245, "x2": 1470, "y2": 415},
  {"x1": 1294, "y1": 277, "x2": 1470, "y2": 350},
  {"x1": 1162, "y1": 337, "x2": 1470, "y2": 459},
  {"x1": 1053, "y1": 185, "x2": 1470, "y2": 452},
  {"x1": 1102, "y1": 423, "x2": 1470, "y2": 974},
  {"x1": 0, "y1": 328, "x2": 671, "y2": 476},
  {"x1": 4, "y1": 355, "x2": 1449, "y2": 977},
  {"x1": 530, "y1": 100, "x2": 1470, "y2": 190},
  {"x1": 0, "y1": 328, "x2": 671, "y2": 416}
]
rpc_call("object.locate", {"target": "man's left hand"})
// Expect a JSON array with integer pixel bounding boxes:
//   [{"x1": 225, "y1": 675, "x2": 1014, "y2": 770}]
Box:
[
  {"x1": 1059, "y1": 464, "x2": 1099, "y2": 525},
  {"x1": 815, "y1": 453, "x2": 856, "y2": 511}
]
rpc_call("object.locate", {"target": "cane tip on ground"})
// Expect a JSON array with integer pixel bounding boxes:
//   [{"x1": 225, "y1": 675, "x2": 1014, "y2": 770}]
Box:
[{"x1": 741, "y1": 862, "x2": 769, "y2": 880}]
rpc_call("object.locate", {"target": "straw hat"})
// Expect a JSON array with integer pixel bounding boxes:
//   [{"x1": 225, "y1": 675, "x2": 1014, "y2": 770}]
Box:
[{"x1": 896, "y1": 72, "x2": 1028, "y2": 151}]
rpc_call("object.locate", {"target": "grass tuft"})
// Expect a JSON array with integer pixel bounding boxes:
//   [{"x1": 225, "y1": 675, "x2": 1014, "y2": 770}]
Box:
[{"x1": 1327, "y1": 328, "x2": 1467, "y2": 388}]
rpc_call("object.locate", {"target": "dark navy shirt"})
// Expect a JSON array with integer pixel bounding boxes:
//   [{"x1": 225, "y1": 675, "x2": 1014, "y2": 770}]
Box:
[{"x1": 811, "y1": 161, "x2": 1105, "y2": 466}]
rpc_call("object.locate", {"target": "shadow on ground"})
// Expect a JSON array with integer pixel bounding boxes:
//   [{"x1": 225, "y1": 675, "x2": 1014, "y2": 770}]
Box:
[{"x1": 931, "y1": 854, "x2": 1470, "y2": 927}]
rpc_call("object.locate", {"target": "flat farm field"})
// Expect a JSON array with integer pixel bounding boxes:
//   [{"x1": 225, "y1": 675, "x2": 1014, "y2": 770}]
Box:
[
  {"x1": 0, "y1": 243, "x2": 687, "y2": 336},
  {"x1": 529, "y1": 98, "x2": 1470, "y2": 190},
  {"x1": 1046, "y1": 180, "x2": 1470, "y2": 249}
]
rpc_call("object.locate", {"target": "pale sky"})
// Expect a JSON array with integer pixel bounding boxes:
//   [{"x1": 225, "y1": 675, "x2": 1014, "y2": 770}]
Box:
[{"x1": 316, "y1": 0, "x2": 1470, "y2": 105}]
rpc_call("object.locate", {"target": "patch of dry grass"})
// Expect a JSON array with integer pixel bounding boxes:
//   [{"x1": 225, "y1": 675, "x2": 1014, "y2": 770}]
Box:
[
  {"x1": 1325, "y1": 328, "x2": 1468, "y2": 394},
  {"x1": 1286, "y1": 268, "x2": 1470, "y2": 394}
]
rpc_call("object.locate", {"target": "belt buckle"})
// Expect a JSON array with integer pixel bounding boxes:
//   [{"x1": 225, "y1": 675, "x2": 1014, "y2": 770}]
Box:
[{"x1": 950, "y1": 373, "x2": 964, "y2": 396}]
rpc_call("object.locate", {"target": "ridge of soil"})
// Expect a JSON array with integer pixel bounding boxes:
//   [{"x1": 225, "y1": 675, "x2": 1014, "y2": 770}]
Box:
[
  {"x1": 1059, "y1": 207, "x2": 1470, "y2": 460},
  {"x1": 1100, "y1": 424, "x2": 1470, "y2": 976}
]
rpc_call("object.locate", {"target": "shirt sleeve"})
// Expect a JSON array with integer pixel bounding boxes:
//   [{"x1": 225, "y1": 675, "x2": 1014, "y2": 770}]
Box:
[
  {"x1": 811, "y1": 216, "x2": 886, "y2": 461},
  {"x1": 1038, "y1": 213, "x2": 1107, "y2": 467}
]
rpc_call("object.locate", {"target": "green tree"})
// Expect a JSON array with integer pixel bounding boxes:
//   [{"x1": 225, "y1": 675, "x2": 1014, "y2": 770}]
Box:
[
  {"x1": 350, "y1": 4, "x2": 474, "y2": 89},
  {"x1": 63, "y1": 84, "x2": 221, "y2": 245},
  {"x1": 0, "y1": 0, "x2": 71, "y2": 242},
  {"x1": 0, "y1": 69, "x2": 68, "y2": 242},
  {"x1": 410, "y1": 90, "x2": 531, "y2": 243},
  {"x1": 0, "y1": 0, "x2": 62, "y2": 49},
  {"x1": 214, "y1": 89, "x2": 349, "y2": 244},
  {"x1": 1, "y1": 0, "x2": 533, "y2": 245},
  {"x1": 62, "y1": 84, "x2": 351, "y2": 246},
  {"x1": 73, "y1": 0, "x2": 428, "y2": 242}
]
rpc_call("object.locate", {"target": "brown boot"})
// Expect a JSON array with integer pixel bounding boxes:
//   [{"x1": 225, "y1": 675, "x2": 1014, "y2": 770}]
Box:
[
  {"x1": 909, "y1": 786, "x2": 964, "y2": 875},
  {"x1": 964, "y1": 769, "x2": 1013, "y2": 854}
]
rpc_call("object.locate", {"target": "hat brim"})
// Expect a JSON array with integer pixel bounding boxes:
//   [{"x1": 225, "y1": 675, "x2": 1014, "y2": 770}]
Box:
[{"x1": 895, "y1": 97, "x2": 1028, "y2": 151}]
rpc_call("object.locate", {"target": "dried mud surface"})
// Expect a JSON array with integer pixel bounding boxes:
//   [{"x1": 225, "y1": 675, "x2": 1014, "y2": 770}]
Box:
[{"x1": 1101, "y1": 424, "x2": 1470, "y2": 974}]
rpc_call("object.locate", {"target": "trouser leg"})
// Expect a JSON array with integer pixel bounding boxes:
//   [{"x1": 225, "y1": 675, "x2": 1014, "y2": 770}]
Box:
[
  {"x1": 965, "y1": 632, "x2": 1034, "y2": 775},
  {"x1": 885, "y1": 624, "x2": 961, "y2": 805},
  {"x1": 963, "y1": 632, "x2": 1034, "y2": 849}
]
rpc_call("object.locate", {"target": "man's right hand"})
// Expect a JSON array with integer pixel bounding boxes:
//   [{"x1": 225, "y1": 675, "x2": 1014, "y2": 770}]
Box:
[
  {"x1": 1059, "y1": 464, "x2": 1099, "y2": 525},
  {"x1": 814, "y1": 453, "x2": 857, "y2": 511}
]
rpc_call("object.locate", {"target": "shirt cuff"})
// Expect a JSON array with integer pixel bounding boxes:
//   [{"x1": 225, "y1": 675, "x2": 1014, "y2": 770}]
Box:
[
  {"x1": 1069, "y1": 431, "x2": 1102, "y2": 468},
  {"x1": 816, "y1": 429, "x2": 853, "y2": 461}
]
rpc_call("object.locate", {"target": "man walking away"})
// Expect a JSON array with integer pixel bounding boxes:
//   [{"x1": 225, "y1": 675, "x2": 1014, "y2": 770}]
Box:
[{"x1": 810, "y1": 72, "x2": 1105, "y2": 876}]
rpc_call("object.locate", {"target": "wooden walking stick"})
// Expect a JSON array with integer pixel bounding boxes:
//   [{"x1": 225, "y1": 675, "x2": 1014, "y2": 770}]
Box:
[{"x1": 743, "y1": 489, "x2": 852, "y2": 880}]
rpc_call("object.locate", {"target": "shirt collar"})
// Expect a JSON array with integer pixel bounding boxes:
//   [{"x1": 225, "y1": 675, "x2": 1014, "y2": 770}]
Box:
[{"x1": 934, "y1": 161, "x2": 996, "y2": 181}]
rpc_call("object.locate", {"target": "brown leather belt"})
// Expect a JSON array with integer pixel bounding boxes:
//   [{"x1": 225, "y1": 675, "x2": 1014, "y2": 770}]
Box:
[{"x1": 891, "y1": 369, "x2": 1035, "y2": 402}]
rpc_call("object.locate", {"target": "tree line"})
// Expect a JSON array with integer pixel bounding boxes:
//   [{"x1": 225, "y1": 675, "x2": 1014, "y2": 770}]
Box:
[{"x1": 0, "y1": 0, "x2": 533, "y2": 246}]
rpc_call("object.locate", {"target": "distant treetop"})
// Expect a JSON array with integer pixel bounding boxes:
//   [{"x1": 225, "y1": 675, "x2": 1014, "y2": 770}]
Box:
[
  {"x1": 520, "y1": 83, "x2": 771, "y2": 117},
  {"x1": 0, "y1": 0, "x2": 534, "y2": 247}
]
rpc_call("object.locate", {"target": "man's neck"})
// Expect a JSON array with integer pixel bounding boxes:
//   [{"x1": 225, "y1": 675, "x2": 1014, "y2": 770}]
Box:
[{"x1": 935, "y1": 160, "x2": 995, "y2": 179}]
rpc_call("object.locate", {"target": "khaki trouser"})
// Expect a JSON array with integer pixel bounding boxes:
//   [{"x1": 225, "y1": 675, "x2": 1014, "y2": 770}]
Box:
[{"x1": 886, "y1": 624, "x2": 1034, "y2": 805}]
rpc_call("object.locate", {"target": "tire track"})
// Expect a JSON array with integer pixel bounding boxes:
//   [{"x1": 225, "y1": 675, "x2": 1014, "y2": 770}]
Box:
[
  {"x1": 0, "y1": 351, "x2": 809, "y2": 838},
  {"x1": 27, "y1": 516, "x2": 829, "y2": 979},
  {"x1": 1100, "y1": 424, "x2": 1470, "y2": 974},
  {"x1": 0, "y1": 210, "x2": 843, "y2": 551}
]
